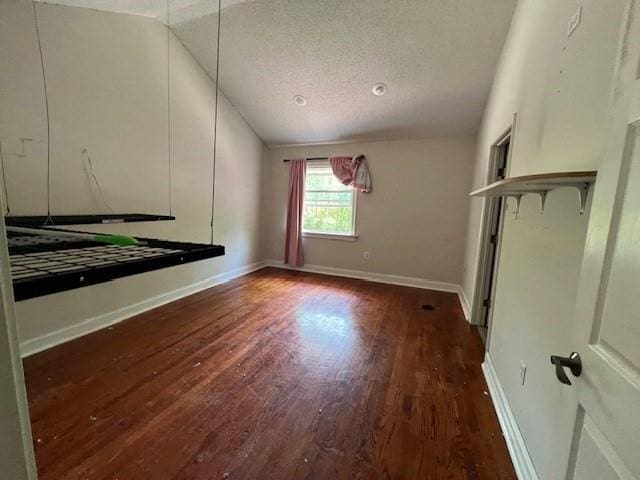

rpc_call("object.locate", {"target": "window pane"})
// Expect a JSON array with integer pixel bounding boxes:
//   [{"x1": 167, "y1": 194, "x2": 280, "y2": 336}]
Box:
[
  {"x1": 303, "y1": 205, "x2": 353, "y2": 234},
  {"x1": 305, "y1": 171, "x2": 350, "y2": 191},
  {"x1": 304, "y1": 190, "x2": 352, "y2": 206},
  {"x1": 303, "y1": 163, "x2": 355, "y2": 235}
]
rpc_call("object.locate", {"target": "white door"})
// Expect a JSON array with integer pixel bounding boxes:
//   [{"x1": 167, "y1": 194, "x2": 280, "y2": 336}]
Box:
[{"x1": 563, "y1": 1, "x2": 640, "y2": 477}]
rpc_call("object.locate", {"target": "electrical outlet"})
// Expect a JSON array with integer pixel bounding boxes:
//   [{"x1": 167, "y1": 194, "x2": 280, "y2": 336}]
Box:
[
  {"x1": 363, "y1": 251, "x2": 370, "y2": 260},
  {"x1": 520, "y1": 361, "x2": 527, "y2": 386},
  {"x1": 567, "y1": 5, "x2": 582, "y2": 37}
]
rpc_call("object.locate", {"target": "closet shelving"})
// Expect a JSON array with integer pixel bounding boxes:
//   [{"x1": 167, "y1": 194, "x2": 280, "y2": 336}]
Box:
[{"x1": 469, "y1": 171, "x2": 597, "y2": 214}]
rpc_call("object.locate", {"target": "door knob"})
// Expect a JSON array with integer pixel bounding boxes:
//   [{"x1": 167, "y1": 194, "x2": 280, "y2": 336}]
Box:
[{"x1": 550, "y1": 352, "x2": 582, "y2": 385}]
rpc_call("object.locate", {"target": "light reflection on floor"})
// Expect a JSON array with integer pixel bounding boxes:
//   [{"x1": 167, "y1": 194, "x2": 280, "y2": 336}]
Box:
[{"x1": 293, "y1": 293, "x2": 360, "y2": 375}]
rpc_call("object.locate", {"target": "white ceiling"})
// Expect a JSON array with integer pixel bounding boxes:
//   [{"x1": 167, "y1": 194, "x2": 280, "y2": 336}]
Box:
[
  {"x1": 35, "y1": 0, "x2": 238, "y2": 25},
  {"x1": 37, "y1": 0, "x2": 516, "y2": 146}
]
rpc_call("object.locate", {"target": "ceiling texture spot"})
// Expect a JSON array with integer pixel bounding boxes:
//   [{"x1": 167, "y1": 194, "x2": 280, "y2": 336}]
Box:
[{"x1": 36, "y1": 0, "x2": 516, "y2": 146}]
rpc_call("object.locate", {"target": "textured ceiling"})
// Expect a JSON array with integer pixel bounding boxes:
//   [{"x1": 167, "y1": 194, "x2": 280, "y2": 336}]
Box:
[{"x1": 37, "y1": 0, "x2": 516, "y2": 145}]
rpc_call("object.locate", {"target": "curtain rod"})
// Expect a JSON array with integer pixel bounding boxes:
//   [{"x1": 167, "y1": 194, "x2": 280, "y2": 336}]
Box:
[{"x1": 282, "y1": 157, "x2": 328, "y2": 163}]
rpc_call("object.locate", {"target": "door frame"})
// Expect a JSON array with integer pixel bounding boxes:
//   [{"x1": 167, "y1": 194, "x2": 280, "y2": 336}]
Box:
[
  {"x1": 470, "y1": 117, "x2": 516, "y2": 341},
  {"x1": 0, "y1": 190, "x2": 38, "y2": 478}
]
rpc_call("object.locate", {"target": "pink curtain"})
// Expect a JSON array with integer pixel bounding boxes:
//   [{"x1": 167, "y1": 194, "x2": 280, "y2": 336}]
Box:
[
  {"x1": 284, "y1": 159, "x2": 306, "y2": 266},
  {"x1": 329, "y1": 156, "x2": 356, "y2": 185},
  {"x1": 329, "y1": 154, "x2": 371, "y2": 192}
]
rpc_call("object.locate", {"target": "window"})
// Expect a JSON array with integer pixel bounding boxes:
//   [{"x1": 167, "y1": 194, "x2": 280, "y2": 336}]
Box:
[{"x1": 303, "y1": 162, "x2": 356, "y2": 236}]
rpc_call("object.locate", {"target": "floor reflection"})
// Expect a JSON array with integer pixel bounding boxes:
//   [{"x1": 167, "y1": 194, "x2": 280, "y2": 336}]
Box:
[{"x1": 294, "y1": 293, "x2": 360, "y2": 373}]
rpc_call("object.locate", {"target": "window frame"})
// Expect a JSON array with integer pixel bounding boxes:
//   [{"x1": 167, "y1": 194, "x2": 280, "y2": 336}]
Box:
[{"x1": 302, "y1": 161, "x2": 358, "y2": 238}]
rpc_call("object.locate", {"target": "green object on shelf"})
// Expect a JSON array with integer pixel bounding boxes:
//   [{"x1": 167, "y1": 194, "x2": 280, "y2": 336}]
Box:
[
  {"x1": 93, "y1": 234, "x2": 141, "y2": 246},
  {"x1": 7, "y1": 226, "x2": 143, "y2": 247}
]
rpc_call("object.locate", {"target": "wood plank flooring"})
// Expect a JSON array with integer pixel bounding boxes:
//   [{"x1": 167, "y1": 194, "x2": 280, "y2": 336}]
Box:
[{"x1": 24, "y1": 268, "x2": 515, "y2": 479}]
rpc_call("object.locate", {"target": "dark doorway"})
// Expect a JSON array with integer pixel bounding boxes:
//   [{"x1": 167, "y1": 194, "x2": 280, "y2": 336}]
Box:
[{"x1": 477, "y1": 134, "x2": 510, "y2": 344}]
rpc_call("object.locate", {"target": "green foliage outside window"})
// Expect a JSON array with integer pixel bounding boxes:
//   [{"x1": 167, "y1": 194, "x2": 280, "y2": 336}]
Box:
[
  {"x1": 303, "y1": 206, "x2": 353, "y2": 233},
  {"x1": 303, "y1": 168, "x2": 354, "y2": 234}
]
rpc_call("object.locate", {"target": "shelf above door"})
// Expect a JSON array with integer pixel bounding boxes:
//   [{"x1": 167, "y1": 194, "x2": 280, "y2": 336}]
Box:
[
  {"x1": 469, "y1": 171, "x2": 597, "y2": 215},
  {"x1": 469, "y1": 171, "x2": 597, "y2": 197}
]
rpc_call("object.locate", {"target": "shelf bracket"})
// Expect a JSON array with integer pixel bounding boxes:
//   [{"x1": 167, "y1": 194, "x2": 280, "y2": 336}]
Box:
[
  {"x1": 536, "y1": 190, "x2": 548, "y2": 214},
  {"x1": 576, "y1": 183, "x2": 590, "y2": 214},
  {"x1": 507, "y1": 194, "x2": 523, "y2": 219}
]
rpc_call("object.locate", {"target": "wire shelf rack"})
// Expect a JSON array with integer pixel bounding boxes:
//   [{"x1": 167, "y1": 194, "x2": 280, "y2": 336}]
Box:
[{"x1": 8, "y1": 229, "x2": 224, "y2": 301}]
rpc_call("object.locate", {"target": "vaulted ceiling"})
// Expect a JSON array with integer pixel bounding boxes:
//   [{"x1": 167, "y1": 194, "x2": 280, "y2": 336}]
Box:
[{"x1": 37, "y1": 0, "x2": 516, "y2": 146}]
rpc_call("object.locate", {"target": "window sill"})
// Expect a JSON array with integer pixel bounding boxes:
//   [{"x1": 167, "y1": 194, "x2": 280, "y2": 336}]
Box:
[{"x1": 302, "y1": 232, "x2": 359, "y2": 242}]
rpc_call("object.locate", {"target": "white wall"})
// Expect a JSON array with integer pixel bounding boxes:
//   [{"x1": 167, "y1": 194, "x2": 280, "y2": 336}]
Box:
[
  {"x1": 461, "y1": 0, "x2": 628, "y2": 478},
  {"x1": 262, "y1": 137, "x2": 476, "y2": 286},
  {"x1": 1, "y1": 2, "x2": 170, "y2": 216},
  {"x1": 0, "y1": 1, "x2": 266, "y2": 350}
]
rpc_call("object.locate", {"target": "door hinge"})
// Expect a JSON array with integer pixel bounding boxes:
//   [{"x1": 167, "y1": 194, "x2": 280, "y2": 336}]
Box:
[
  {"x1": 490, "y1": 234, "x2": 497, "y2": 244},
  {"x1": 497, "y1": 167, "x2": 505, "y2": 178},
  {"x1": 483, "y1": 298, "x2": 492, "y2": 308}
]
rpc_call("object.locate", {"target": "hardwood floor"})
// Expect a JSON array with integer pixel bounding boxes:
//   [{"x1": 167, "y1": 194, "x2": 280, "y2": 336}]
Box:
[{"x1": 24, "y1": 268, "x2": 515, "y2": 479}]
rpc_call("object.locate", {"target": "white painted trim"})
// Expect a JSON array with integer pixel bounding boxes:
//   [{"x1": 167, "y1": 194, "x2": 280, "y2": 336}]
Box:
[
  {"x1": 265, "y1": 259, "x2": 461, "y2": 294},
  {"x1": 482, "y1": 353, "x2": 538, "y2": 480},
  {"x1": 0, "y1": 198, "x2": 38, "y2": 477},
  {"x1": 20, "y1": 261, "x2": 269, "y2": 357},
  {"x1": 470, "y1": 118, "x2": 516, "y2": 327},
  {"x1": 302, "y1": 232, "x2": 359, "y2": 242},
  {"x1": 458, "y1": 287, "x2": 471, "y2": 322}
]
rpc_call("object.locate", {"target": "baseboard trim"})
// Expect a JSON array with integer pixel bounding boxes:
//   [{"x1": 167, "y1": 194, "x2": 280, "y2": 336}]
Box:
[
  {"x1": 482, "y1": 353, "x2": 538, "y2": 480},
  {"x1": 21, "y1": 259, "x2": 467, "y2": 357},
  {"x1": 265, "y1": 259, "x2": 461, "y2": 293},
  {"x1": 20, "y1": 261, "x2": 269, "y2": 357},
  {"x1": 458, "y1": 287, "x2": 471, "y2": 322}
]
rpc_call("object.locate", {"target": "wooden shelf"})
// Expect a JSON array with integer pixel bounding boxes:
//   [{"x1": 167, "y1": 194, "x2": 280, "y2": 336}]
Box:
[
  {"x1": 469, "y1": 171, "x2": 597, "y2": 215},
  {"x1": 469, "y1": 171, "x2": 597, "y2": 197}
]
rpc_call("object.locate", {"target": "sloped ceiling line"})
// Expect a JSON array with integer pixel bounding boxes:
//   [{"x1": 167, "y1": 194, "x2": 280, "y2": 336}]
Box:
[{"x1": 34, "y1": 0, "x2": 516, "y2": 146}]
